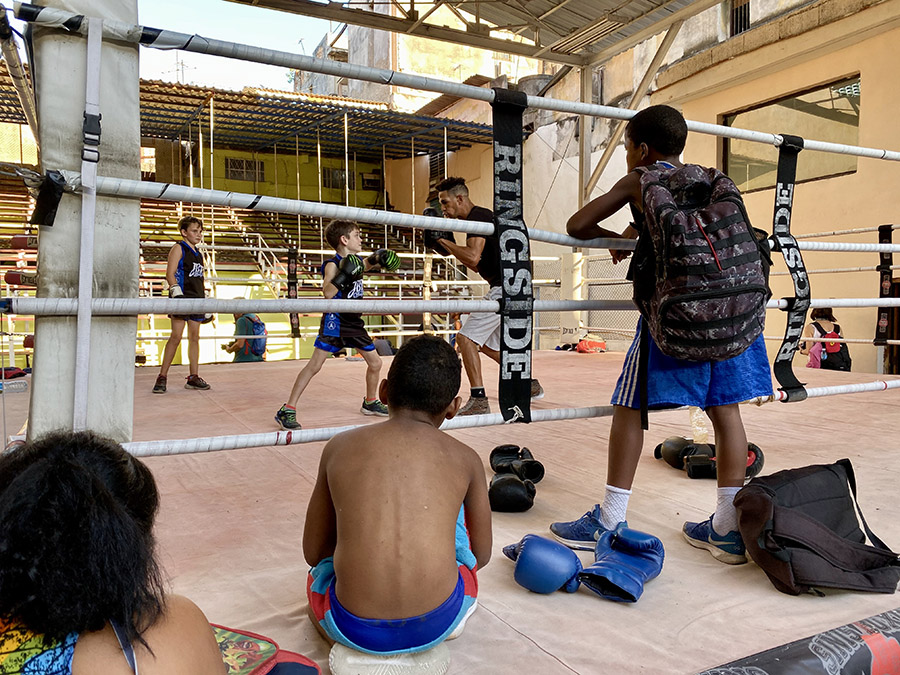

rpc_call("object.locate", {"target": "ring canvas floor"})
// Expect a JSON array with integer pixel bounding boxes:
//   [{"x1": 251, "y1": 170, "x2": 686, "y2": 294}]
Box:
[{"x1": 3, "y1": 349, "x2": 898, "y2": 673}]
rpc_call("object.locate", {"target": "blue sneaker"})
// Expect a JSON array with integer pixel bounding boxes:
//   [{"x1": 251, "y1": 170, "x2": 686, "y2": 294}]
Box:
[
  {"x1": 682, "y1": 516, "x2": 747, "y2": 564},
  {"x1": 549, "y1": 505, "x2": 625, "y2": 550}
]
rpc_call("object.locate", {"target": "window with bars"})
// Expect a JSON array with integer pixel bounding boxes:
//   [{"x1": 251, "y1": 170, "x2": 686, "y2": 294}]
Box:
[
  {"x1": 429, "y1": 153, "x2": 446, "y2": 183},
  {"x1": 323, "y1": 168, "x2": 356, "y2": 190},
  {"x1": 723, "y1": 76, "x2": 861, "y2": 192},
  {"x1": 225, "y1": 157, "x2": 264, "y2": 182},
  {"x1": 730, "y1": 0, "x2": 751, "y2": 37}
]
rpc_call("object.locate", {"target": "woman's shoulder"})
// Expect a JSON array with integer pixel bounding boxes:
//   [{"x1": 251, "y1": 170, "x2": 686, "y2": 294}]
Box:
[{"x1": 74, "y1": 595, "x2": 224, "y2": 675}]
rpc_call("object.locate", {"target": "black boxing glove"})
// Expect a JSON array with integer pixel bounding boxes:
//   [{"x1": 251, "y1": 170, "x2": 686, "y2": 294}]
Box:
[
  {"x1": 489, "y1": 444, "x2": 545, "y2": 484},
  {"x1": 489, "y1": 473, "x2": 536, "y2": 512},
  {"x1": 330, "y1": 254, "x2": 365, "y2": 294},
  {"x1": 423, "y1": 229, "x2": 454, "y2": 254},
  {"x1": 367, "y1": 248, "x2": 401, "y2": 272},
  {"x1": 422, "y1": 207, "x2": 453, "y2": 254}
]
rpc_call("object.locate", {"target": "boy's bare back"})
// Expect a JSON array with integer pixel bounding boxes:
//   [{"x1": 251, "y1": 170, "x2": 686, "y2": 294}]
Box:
[{"x1": 304, "y1": 417, "x2": 490, "y2": 620}]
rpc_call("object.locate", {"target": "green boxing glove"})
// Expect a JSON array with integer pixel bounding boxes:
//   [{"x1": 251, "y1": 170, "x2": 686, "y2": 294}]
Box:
[
  {"x1": 367, "y1": 248, "x2": 401, "y2": 272},
  {"x1": 330, "y1": 254, "x2": 365, "y2": 294}
]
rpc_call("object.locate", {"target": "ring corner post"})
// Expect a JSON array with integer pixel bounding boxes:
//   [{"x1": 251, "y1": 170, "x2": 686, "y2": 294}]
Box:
[{"x1": 28, "y1": 0, "x2": 140, "y2": 441}]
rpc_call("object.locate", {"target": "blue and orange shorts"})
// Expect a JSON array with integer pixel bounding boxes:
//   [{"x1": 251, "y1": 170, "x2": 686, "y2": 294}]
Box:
[{"x1": 307, "y1": 508, "x2": 478, "y2": 655}]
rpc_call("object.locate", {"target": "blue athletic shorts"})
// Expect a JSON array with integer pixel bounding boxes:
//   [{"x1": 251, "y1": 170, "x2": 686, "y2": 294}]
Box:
[
  {"x1": 306, "y1": 507, "x2": 478, "y2": 655},
  {"x1": 612, "y1": 318, "x2": 773, "y2": 409}
]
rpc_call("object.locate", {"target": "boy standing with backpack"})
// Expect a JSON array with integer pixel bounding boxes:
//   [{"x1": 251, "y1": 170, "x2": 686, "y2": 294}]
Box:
[
  {"x1": 224, "y1": 313, "x2": 266, "y2": 363},
  {"x1": 550, "y1": 105, "x2": 773, "y2": 564}
]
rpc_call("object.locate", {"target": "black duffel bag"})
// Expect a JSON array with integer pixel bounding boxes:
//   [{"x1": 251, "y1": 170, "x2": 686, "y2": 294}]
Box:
[{"x1": 734, "y1": 458, "x2": 900, "y2": 595}]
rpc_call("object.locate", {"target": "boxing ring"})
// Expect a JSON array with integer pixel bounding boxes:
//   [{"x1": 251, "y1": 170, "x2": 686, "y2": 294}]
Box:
[{"x1": 3, "y1": 2, "x2": 900, "y2": 673}]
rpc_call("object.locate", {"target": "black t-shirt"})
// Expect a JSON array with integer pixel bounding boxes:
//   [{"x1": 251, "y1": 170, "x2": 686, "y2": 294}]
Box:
[{"x1": 465, "y1": 205, "x2": 501, "y2": 287}]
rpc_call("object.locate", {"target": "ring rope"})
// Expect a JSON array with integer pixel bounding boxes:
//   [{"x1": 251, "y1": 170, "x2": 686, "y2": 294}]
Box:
[
  {"x1": 794, "y1": 224, "x2": 900, "y2": 240},
  {"x1": 56, "y1": 174, "x2": 900, "y2": 255},
  {"x1": 87, "y1": 176, "x2": 632, "y2": 252},
  {"x1": 0, "y1": 297, "x2": 638, "y2": 316},
  {"x1": 771, "y1": 265, "x2": 900, "y2": 277},
  {"x1": 762, "y1": 335, "x2": 900, "y2": 346},
  {"x1": 121, "y1": 373, "x2": 900, "y2": 457},
  {"x1": 5, "y1": 296, "x2": 900, "y2": 317},
  {"x1": 744, "y1": 378, "x2": 900, "y2": 405},
  {"x1": 14, "y1": 3, "x2": 900, "y2": 162},
  {"x1": 121, "y1": 404, "x2": 618, "y2": 457}
]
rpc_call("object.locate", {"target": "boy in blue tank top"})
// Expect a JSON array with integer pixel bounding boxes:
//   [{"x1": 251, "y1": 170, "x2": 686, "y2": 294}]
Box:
[
  {"x1": 153, "y1": 216, "x2": 212, "y2": 393},
  {"x1": 549, "y1": 106, "x2": 773, "y2": 565},
  {"x1": 275, "y1": 219, "x2": 400, "y2": 430}
]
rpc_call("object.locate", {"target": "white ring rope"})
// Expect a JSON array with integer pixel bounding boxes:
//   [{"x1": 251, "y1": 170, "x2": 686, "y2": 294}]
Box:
[
  {"x1": 14, "y1": 3, "x2": 900, "y2": 162},
  {"x1": 791, "y1": 241, "x2": 900, "y2": 253},
  {"x1": 794, "y1": 225, "x2": 900, "y2": 240},
  {"x1": 7, "y1": 296, "x2": 900, "y2": 317},
  {"x1": 762, "y1": 335, "x2": 900, "y2": 346},
  {"x1": 0, "y1": 297, "x2": 638, "y2": 316},
  {"x1": 122, "y1": 374, "x2": 900, "y2": 457},
  {"x1": 122, "y1": 404, "x2": 616, "y2": 457},
  {"x1": 65, "y1": 175, "x2": 900, "y2": 255},
  {"x1": 766, "y1": 298, "x2": 900, "y2": 310},
  {"x1": 771, "y1": 265, "x2": 900, "y2": 276},
  {"x1": 88, "y1": 176, "x2": 632, "y2": 252},
  {"x1": 743, "y1": 378, "x2": 900, "y2": 405}
]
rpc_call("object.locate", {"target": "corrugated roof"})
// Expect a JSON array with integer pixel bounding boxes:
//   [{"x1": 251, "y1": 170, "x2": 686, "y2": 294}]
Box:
[
  {"x1": 138, "y1": 79, "x2": 492, "y2": 159},
  {"x1": 0, "y1": 65, "x2": 493, "y2": 161},
  {"x1": 414, "y1": 74, "x2": 493, "y2": 117},
  {"x1": 225, "y1": 0, "x2": 721, "y2": 66}
]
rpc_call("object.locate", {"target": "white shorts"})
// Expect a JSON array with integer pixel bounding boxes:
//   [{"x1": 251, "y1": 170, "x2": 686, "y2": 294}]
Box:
[{"x1": 458, "y1": 285, "x2": 502, "y2": 351}]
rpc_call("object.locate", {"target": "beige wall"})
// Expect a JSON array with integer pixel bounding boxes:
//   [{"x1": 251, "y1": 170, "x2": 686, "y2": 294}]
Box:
[{"x1": 655, "y1": 3, "x2": 900, "y2": 373}]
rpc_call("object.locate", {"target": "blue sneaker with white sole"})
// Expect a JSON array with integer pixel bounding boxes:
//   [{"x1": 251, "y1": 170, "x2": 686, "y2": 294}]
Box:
[
  {"x1": 682, "y1": 516, "x2": 747, "y2": 564},
  {"x1": 549, "y1": 504, "x2": 625, "y2": 550}
]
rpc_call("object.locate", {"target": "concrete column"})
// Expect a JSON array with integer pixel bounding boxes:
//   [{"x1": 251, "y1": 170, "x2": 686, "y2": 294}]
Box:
[
  {"x1": 29, "y1": 0, "x2": 140, "y2": 441},
  {"x1": 559, "y1": 251, "x2": 583, "y2": 344}
]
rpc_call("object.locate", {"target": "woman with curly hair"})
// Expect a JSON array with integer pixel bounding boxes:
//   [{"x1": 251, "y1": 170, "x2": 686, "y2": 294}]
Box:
[{"x1": 0, "y1": 430, "x2": 225, "y2": 674}]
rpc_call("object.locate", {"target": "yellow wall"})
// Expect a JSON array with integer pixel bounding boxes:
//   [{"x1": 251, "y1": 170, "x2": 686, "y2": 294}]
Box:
[
  {"x1": 654, "y1": 4, "x2": 900, "y2": 373},
  {"x1": 150, "y1": 142, "x2": 386, "y2": 208}
]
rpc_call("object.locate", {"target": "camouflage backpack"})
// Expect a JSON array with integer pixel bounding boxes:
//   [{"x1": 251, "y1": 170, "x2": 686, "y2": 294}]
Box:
[{"x1": 631, "y1": 163, "x2": 771, "y2": 362}]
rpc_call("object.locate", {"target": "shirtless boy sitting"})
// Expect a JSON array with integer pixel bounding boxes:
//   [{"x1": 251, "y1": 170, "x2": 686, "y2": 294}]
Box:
[{"x1": 304, "y1": 335, "x2": 492, "y2": 655}]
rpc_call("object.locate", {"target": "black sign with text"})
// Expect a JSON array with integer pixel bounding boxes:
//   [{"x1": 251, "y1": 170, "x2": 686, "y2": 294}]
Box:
[
  {"x1": 491, "y1": 88, "x2": 532, "y2": 423},
  {"x1": 771, "y1": 135, "x2": 809, "y2": 402}
]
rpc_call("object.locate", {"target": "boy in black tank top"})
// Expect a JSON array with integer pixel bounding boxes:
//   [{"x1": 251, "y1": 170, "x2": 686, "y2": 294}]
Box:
[
  {"x1": 275, "y1": 219, "x2": 401, "y2": 430},
  {"x1": 153, "y1": 216, "x2": 211, "y2": 393}
]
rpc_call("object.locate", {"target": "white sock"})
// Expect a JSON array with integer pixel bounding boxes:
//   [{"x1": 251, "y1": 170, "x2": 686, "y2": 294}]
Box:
[
  {"x1": 600, "y1": 485, "x2": 632, "y2": 530},
  {"x1": 711, "y1": 487, "x2": 742, "y2": 534}
]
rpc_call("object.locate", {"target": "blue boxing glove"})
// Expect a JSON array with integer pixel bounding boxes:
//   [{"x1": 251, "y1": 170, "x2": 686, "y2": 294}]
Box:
[
  {"x1": 577, "y1": 526, "x2": 664, "y2": 603},
  {"x1": 502, "y1": 534, "x2": 582, "y2": 594}
]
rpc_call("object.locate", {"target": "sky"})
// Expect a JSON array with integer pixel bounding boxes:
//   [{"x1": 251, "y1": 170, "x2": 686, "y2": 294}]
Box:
[{"x1": 136, "y1": 0, "x2": 335, "y2": 91}]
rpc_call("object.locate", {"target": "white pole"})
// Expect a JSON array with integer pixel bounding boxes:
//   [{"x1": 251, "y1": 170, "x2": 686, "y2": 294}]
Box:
[{"x1": 72, "y1": 17, "x2": 102, "y2": 431}]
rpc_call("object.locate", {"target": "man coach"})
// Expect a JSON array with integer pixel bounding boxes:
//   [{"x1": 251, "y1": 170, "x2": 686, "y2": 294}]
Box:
[{"x1": 424, "y1": 176, "x2": 543, "y2": 415}]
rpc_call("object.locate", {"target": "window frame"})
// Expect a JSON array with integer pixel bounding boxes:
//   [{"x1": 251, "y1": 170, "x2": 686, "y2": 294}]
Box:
[{"x1": 721, "y1": 75, "x2": 861, "y2": 193}]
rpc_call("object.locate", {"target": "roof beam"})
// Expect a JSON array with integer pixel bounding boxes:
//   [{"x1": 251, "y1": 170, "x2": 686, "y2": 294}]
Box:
[
  {"x1": 586, "y1": 0, "x2": 722, "y2": 67},
  {"x1": 224, "y1": 0, "x2": 585, "y2": 65},
  {"x1": 583, "y1": 19, "x2": 683, "y2": 200}
]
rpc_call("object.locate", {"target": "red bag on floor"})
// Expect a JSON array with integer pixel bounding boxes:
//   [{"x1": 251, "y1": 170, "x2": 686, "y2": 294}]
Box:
[
  {"x1": 576, "y1": 339, "x2": 606, "y2": 354},
  {"x1": 213, "y1": 624, "x2": 321, "y2": 674}
]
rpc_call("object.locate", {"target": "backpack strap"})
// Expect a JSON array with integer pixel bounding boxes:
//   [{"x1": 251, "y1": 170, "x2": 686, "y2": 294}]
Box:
[
  {"x1": 811, "y1": 321, "x2": 824, "y2": 336},
  {"x1": 638, "y1": 320, "x2": 650, "y2": 430},
  {"x1": 838, "y1": 458, "x2": 892, "y2": 551},
  {"x1": 770, "y1": 505, "x2": 900, "y2": 573},
  {"x1": 769, "y1": 459, "x2": 897, "y2": 559}
]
